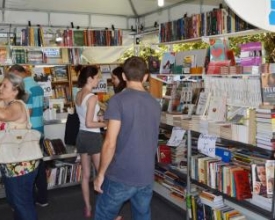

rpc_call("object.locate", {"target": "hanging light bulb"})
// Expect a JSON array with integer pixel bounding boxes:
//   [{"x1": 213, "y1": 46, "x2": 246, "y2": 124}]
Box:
[{"x1": 158, "y1": 0, "x2": 164, "y2": 7}]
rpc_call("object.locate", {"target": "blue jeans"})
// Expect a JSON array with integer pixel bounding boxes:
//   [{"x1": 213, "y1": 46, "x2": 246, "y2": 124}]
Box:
[
  {"x1": 3, "y1": 168, "x2": 38, "y2": 220},
  {"x1": 94, "y1": 177, "x2": 153, "y2": 220}
]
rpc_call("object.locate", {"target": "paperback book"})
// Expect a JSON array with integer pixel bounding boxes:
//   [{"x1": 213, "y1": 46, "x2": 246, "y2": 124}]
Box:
[
  {"x1": 160, "y1": 52, "x2": 176, "y2": 74},
  {"x1": 261, "y1": 72, "x2": 275, "y2": 107},
  {"x1": 148, "y1": 56, "x2": 160, "y2": 74}
]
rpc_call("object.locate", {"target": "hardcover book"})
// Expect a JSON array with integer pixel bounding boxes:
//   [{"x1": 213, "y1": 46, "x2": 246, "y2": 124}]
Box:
[
  {"x1": 73, "y1": 30, "x2": 85, "y2": 46},
  {"x1": 157, "y1": 145, "x2": 172, "y2": 164},
  {"x1": 233, "y1": 169, "x2": 252, "y2": 200}
]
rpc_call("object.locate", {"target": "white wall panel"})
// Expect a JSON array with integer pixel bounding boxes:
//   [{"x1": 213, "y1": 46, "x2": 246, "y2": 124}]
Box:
[
  {"x1": 170, "y1": 4, "x2": 215, "y2": 20},
  {"x1": 90, "y1": 15, "x2": 127, "y2": 29},
  {"x1": 50, "y1": 13, "x2": 89, "y2": 27},
  {"x1": 4, "y1": 10, "x2": 48, "y2": 25},
  {"x1": 128, "y1": 18, "x2": 137, "y2": 29},
  {"x1": 143, "y1": 11, "x2": 169, "y2": 28}
]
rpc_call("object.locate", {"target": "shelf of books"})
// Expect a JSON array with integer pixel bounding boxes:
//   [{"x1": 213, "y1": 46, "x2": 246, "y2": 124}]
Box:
[
  {"x1": 158, "y1": 5, "x2": 261, "y2": 44},
  {"x1": 154, "y1": 37, "x2": 275, "y2": 218},
  {"x1": 159, "y1": 111, "x2": 275, "y2": 219},
  {"x1": 46, "y1": 160, "x2": 82, "y2": 190},
  {"x1": 43, "y1": 153, "x2": 78, "y2": 162},
  {"x1": 154, "y1": 29, "x2": 266, "y2": 46},
  {"x1": 153, "y1": 181, "x2": 186, "y2": 210}
]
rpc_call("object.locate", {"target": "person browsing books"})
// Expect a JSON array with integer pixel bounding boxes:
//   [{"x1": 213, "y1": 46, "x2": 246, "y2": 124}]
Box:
[
  {"x1": 75, "y1": 66, "x2": 107, "y2": 218},
  {"x1": 9, "y1": 64, "x2": 49, "y2": 207},
  {"x1": 94, "y1": 56, "x2": 161, "y2": 220},
  {"x1": 111, "y1": 66, "x2": 126, "y2": 220},
  {"x1": 111, "y1": 66, "x2": 126, "y2": 94},
  {"x1": 0, "y1": 73, "x2": 39, "y2": 220}
]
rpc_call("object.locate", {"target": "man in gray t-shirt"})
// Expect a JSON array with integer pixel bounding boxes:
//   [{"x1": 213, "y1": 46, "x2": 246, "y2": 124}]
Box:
[{"x1": 94, "y1": 56, "x2": 161, "y2": 220}]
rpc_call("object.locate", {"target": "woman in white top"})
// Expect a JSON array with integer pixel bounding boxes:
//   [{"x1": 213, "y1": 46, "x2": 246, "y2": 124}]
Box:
[{"x1": 75, "y1": 66, "x2": 107, "y2": 218}]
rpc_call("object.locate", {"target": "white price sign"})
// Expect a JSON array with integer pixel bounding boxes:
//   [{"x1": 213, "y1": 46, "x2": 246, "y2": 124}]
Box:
[
  {"x1": 167, "y1": 127, "x2": 186, "y2": 147},
  {"x1": 197, "y1": 134, "x2": 217, "y2": 157},
  {"x1": 37, "y1": 81, "x2": 52, "y2": 97},
  {"x1": 92, "y1": 79, "x2": 107, "y2": 93}
]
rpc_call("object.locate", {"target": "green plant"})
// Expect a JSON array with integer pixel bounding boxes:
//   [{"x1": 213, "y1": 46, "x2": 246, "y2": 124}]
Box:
[{"x1": 119, "y1": 33, "x2": 275, "y2": 63}]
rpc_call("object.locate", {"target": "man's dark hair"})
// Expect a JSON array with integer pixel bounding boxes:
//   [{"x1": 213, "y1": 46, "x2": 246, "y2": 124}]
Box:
[{"x1": 123, "y1": 56, "x2": 148, "y2": 82}]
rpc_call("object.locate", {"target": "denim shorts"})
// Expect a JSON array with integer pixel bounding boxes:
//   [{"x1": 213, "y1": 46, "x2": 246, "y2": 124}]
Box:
[
  {"x1": 76, "y1": 130, "x2": 103, "y2": 155},
  {"x1": 94, "y1": 177, "x2": 153, "y2": 220}
]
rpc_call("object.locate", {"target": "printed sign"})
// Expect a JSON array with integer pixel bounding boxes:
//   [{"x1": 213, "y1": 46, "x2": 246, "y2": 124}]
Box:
[
  {"x1": 197, "y1": 134, "x2": 217, "y2": 157},
  {"x1": 167, "y1": 127, "x2": 186, "y2": 147},
  {"x1": 92, "y1": 79, "x2": 108, "y2": 93},
  {"x1": 37, "y1": 81, "x2": 52, "y2": 97}
]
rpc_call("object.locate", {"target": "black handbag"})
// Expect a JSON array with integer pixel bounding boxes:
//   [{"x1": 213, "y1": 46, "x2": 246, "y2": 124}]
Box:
[{"x1": 64, "y1": 111, "x2": 80, "y2": 146}]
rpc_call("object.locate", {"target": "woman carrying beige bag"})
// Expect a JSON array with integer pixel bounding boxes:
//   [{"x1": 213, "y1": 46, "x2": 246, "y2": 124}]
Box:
[{"x1": 0, "y1": 73, "x2": 40, "y2": 220}]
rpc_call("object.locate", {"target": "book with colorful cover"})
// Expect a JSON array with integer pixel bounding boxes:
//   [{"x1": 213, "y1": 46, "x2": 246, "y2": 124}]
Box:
[
  {"x1": 265, "y1": 160, "x2": 275, "y2": 197},
  {"x1": 148, "y1": 56, "x2": 160, "y2": 74},
  {"x1": 51, "y1": 66, "x2": 68, "y2": 81},
  {"x1": 233, "y1": 169, "x2": 252, "y2": 200},
  {"x1": 73, "y1": 30, "x2": 85, "y2": 46},
  {"x1": 261, "y1": 72, "x2": 275, "y2": 106},
  {"x1": 157, "y1": 144, "x2": 172, "y2": 164},
  {"x1": 251, "y1": 163, "x2": 267, "y2": 196},
  {"x1": 160, "y1": 52, "x2": 176, "y2": 74}
]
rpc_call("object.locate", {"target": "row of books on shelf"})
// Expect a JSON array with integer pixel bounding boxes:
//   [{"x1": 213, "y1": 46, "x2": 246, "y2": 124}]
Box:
[
  {"x1": 188, "y1": 191, "x2": 247, "y2": 220},
  {"x1": 21, "y1": 26, "x2": 45, "y2": 47},
  {"x1": 10, "y1": 47, "x2": 85, "y2": 65},
  {"x1": 190, "y1": 151, "x2": 275, "y2": 204},
  {"x1": 159, "y1": 6, "x2": 254, "y2": 43},
  {"x1": 154, "y1": 165, "x2": 188, "y2": 202},
  {"x1": 46, "y1": 161, "x2": 82, "y2": 188},
  {"x1": 43, "y1": 139, "x2": 67, "y2": 156},
  {"x1": 154, "y1": 37, "x2": 264, "y2": 76},
  {"x1": 14, "y1": 26, "x2": 123, "y2": 47},
  {"x1": 156, "y1": 140, "x2": 187, "y2": 165},
  {"x1": 63, "y1": 29, "x2": 123, "y2": 47},
  {"x1": 191, "y1": 154, "x2": 252, "y2": 200},
  {"x1": 50, "y1": 86, "x2": 71, "y2": 103}
]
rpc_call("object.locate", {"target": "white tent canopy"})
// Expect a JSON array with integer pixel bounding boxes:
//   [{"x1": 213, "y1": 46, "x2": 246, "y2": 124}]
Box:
[{"x1": 0, "y1": 0, "x2": 218, "y2": 17}]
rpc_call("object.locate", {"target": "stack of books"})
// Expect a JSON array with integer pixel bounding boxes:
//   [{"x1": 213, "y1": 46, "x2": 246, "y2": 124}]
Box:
[
  {"x1": 199, "y1": 191, "x2": 224, "y2": 208},
  {"x1": 220, "y1": 124, "x2": 232, "y2": 140},
  {"x1": 255, "y1": 108, "x2": 275, "y2": 150}
]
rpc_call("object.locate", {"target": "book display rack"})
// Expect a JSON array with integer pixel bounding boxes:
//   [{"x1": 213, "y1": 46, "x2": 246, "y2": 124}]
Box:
[
  {"x1": 151, "y1": 16, "x2": 275, "y2": 218},
  {"x1": 0, "y1": 26, "x2": 122, "y2": 198}
]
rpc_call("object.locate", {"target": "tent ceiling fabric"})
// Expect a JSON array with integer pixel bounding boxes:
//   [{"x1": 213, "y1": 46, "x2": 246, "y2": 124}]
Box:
[{"x1": 2, "y1": 0, "x2": 219, "y2": 17}]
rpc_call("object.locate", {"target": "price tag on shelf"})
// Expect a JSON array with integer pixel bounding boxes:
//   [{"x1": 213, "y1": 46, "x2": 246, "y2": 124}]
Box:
[
  {"x1": 167, "y1": 127, "x2": 186, "y2": 147},
  {"x1": 197, "y1": 134, "x2": 217, "y2": 157},
  {"x1": 38, "y1": 81, "x2": 52, "y2": 97},
  {"x1": 92, "y1": 79, "x2": 108, "y2": 93}
]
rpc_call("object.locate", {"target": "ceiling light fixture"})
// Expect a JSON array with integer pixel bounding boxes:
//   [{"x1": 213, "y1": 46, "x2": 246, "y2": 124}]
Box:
[{"x1": 158, "y1": 0, "x2": 164, "y2": 7}]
